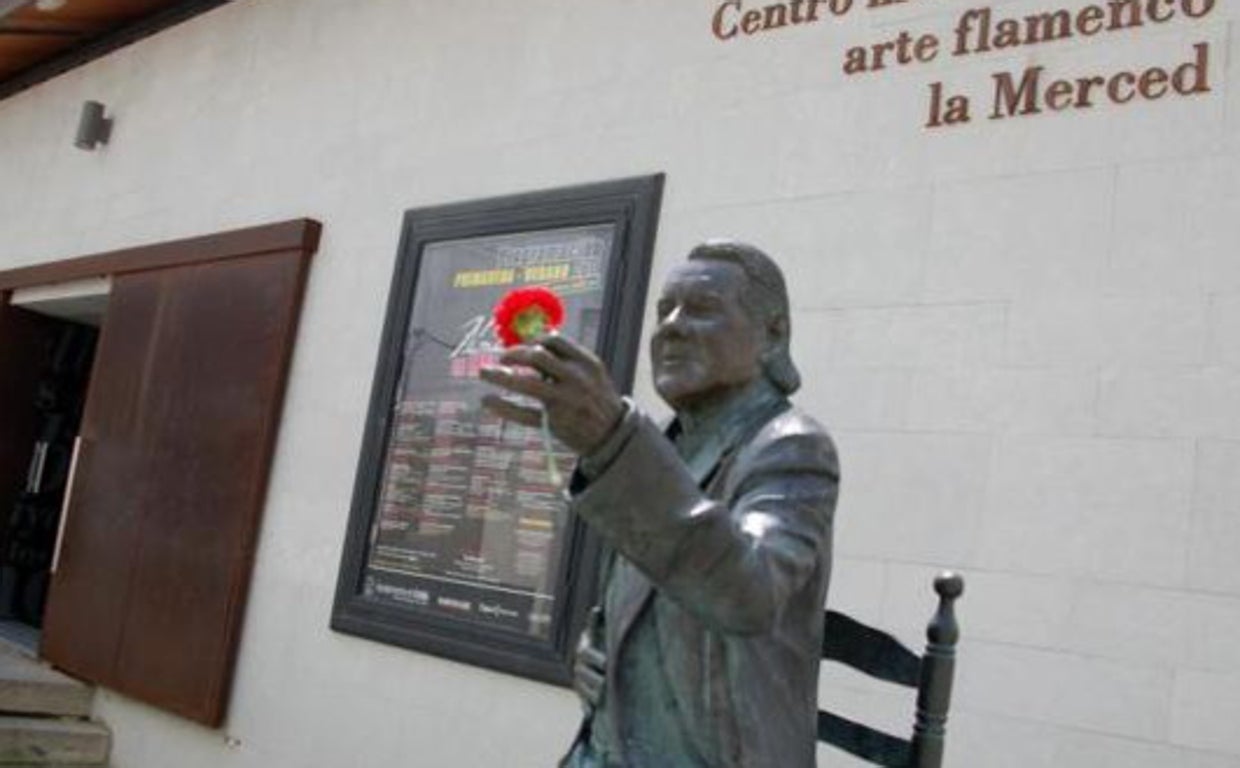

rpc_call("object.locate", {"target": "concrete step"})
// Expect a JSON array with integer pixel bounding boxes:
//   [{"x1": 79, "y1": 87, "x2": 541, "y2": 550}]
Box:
[
  {"x1": 0, "y1": 651, "x2": 92, "y2": 718},
  {"x1": 0, "y1": 715, "x2": 110, "y2": 765}
]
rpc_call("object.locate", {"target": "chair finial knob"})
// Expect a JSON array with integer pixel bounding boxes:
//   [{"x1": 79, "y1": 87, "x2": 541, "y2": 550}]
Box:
[
  {"x1": 927, "y1": 572, "x2": 964, "y2": 646},
  {"x1": 934, "y1": 572, "x2": 964, "y2": 601}
]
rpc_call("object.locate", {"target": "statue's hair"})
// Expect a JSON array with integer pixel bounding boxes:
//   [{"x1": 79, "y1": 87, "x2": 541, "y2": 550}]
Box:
[{"x1": 687, "y1": 240, "x2": 801, "y2": 395}]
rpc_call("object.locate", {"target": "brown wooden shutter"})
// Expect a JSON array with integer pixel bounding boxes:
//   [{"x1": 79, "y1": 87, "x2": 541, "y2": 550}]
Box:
[{"x1": 41, "y1": 245, "x2": 313, "y2": 726}]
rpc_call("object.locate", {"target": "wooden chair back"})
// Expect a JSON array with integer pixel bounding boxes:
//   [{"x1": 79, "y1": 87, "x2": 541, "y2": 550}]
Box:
[{"x1": 818, "y1": 572, "x2": 965, "y2": 768}]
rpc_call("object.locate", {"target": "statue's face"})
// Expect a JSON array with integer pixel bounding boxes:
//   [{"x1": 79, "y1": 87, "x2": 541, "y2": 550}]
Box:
[{"x1": 651, "y1": 260, "x2": 765, "y2": 412}]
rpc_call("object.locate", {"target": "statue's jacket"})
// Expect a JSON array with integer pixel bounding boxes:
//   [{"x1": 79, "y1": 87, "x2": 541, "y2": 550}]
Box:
[{"x1": 568, "y1": 396, "x2": 840, "y2": 768}]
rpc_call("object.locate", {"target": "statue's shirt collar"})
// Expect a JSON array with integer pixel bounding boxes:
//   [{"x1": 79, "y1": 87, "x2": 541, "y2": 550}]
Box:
[{"x1": 668, "y1": 381, "x2": 786, "y2": 485}]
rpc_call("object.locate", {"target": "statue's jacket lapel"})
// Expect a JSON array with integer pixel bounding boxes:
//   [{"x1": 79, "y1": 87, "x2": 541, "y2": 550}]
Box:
[{"x1": 607, "y1": 420, "x2": 733, "y2": 655}]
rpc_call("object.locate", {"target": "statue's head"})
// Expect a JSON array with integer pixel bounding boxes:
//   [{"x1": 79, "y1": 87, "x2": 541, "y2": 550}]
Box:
[{"x1": 651, "y1": 240, "x2": 800, "y2": 413}]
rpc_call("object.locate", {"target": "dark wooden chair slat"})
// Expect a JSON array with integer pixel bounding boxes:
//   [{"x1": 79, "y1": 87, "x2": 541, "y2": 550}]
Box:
[
  {"x1": 817, "y1": 711, "x2": 912, "y2": 768},
  {"x1": 823, "y1": 610, "x2": 921, "y2": 687}
]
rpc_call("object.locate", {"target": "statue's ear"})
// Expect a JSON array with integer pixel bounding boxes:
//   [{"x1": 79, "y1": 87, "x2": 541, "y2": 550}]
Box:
[{"x1": 767, "y1": 314, "x2": 789, "y2": 346}]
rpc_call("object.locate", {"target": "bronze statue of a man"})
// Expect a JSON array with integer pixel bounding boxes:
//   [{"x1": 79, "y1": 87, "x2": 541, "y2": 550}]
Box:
[{"x1": 481, "y1": 241, "x2": 840, "y2": 768}]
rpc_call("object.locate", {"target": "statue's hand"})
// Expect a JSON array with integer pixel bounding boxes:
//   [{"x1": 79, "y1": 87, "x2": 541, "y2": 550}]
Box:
[
  {"x1": 480, "y1": 334, "x2": 625, "y2": 456},
  {"x1": 573, "y1": 623, "x2": 607, "y2": 711}
]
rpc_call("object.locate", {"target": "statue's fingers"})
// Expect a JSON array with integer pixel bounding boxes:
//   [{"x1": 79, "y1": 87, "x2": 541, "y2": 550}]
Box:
[
  {"x1": 539, "y1": 334, "x2": 599, "y2": 367},
  {"x1": 480, "y1": 395, "x2": 543, "y2": 427},
  {"x1": 577, "y1": 645, "x2": 607, "y2": 672},
  {"x1": 574, "y1": 661, "x2": 603, "y2": 686},
  {"x1": 478, "y1": 365, "x2": 556, "y2": 401},
  {"x1": 574, "y1": 663, "x2": 604, "y2": 705},
  {"x1": 499, "y1": 345, "x2": 575, "y2": 383},
  {"x1": 580, "y1": 686, "x2": 602, "y2": 708}
]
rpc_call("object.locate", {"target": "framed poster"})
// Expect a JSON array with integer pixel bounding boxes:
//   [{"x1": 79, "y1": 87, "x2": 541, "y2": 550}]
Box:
[{"x1": 332, "y1": 176, "x2": 663, "y2": 683}]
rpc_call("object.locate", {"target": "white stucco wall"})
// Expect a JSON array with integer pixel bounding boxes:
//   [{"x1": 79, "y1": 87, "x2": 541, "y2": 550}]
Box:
[{"x1": 1, "y1": 0, "x2": 1239, "y2": 765}]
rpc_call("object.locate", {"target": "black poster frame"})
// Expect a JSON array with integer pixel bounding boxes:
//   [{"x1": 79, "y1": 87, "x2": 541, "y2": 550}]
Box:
[{"x1": 332, "y1": 175, "x2": 664, "y2": 684}]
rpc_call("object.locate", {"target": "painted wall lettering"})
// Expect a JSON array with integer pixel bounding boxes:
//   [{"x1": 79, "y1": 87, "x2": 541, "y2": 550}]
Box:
[{"x1": 707, "y1": 0, "x2": 1220, "y2": 129}]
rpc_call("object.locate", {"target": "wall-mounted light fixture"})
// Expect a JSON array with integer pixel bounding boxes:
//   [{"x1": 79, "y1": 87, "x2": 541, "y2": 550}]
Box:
[{"x1": 74, "y1": 100, "x2": 112, "y2": 150}]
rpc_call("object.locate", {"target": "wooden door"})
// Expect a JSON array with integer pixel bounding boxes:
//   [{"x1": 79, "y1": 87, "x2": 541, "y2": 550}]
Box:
[{"x1": 41, "y1": 249, "x2": 312, "y2": 726}]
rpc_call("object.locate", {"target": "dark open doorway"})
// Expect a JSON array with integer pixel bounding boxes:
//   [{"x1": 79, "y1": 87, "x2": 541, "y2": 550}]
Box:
[{"x1": 0, "y1": 284, "x2": 106, "y2": 652}]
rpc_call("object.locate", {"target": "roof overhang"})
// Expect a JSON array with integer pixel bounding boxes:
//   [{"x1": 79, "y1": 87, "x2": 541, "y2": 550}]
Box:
[{"x1": 0, "y1": 0, "x2": 234, "y2": 102}]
